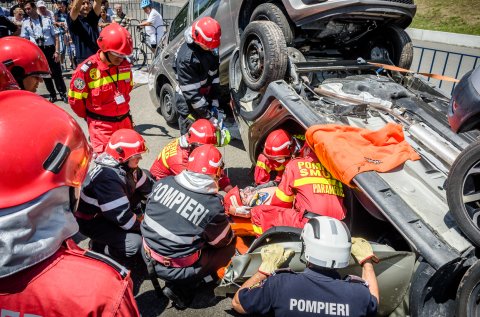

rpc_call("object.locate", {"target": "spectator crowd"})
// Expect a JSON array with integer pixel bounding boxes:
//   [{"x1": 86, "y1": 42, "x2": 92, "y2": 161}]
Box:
[{"x1": 0, "y1": 0, "x2": 165, "y2": 101}]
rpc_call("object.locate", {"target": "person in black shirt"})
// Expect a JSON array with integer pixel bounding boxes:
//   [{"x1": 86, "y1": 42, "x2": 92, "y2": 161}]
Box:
[
  {"x1": 67, "y1": 0, "x2": 101, "y2": 64},
  {"x1": 0, "y1": 15, "x2": 16, "y2": 37}
]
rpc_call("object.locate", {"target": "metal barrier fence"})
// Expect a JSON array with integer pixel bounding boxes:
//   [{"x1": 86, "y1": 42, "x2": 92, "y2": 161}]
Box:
[{"x1": 411, "y1": 46, "x2": 480, "y2": 95}]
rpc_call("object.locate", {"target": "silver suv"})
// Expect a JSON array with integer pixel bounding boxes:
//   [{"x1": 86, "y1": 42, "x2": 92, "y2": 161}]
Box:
[{"x1": 148, "y1": 0, "x2": 416, "y2": 123}]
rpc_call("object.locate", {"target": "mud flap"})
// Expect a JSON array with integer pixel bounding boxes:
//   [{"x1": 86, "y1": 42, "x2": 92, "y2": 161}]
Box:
[{"x1": 215, "y1": 240, "x2": 415, "y2": 317}]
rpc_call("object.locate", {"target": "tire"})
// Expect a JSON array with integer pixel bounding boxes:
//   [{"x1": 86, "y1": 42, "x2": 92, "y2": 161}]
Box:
[
  {"x1": 363, "y1": 25, "x2": 413, "y2": 69},
  {"x1": 250, "y1": 3, "x2": 295, "y2": 46},
  {"x1": 159, "y1": 83, "x2": 177, "y2": 124},
  {"x1": 131, "y1": 47, "x2": 147, "y2": 70},
  {"x1": 240, "y1": 21, "x2": 288, "y2": 91},
  {"x1": 456, "y1": 260, "x2": 480, "y2": 317},
  {"x1": 446, "y1": 141, "x2": 480, "y2": 247}
]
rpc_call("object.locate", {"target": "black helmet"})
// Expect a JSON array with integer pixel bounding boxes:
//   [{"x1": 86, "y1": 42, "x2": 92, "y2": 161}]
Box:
[{"x1": 448, "y1": 66, "x2": 480, "y2": 133}]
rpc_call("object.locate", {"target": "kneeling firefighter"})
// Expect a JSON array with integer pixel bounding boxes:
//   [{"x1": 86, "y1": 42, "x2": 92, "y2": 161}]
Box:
[
  {"x1": 142, "y1": 144, "x2": 235, "y2": 309},
  {"x1": 75, "y1": 129, "x2": 154, "y2": 263}
]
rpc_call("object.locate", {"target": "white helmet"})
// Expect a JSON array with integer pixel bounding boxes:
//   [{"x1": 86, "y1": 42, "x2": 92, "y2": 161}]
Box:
[{"x1": 301, "y1": 216, "x2": 351, "y2": 269}]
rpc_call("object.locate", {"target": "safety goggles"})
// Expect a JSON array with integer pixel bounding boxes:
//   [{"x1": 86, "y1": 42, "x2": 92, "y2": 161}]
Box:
[{"x1": 109, "y1": 51, "x2": 128, "y2": 59}]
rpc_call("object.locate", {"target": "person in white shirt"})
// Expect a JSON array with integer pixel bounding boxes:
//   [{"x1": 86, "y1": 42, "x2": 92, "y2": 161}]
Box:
[
  {"x1": 138, "y1": 0, "x2": 164, "y2": 50},
  {"x1": 36, "y1": 0, "x2": 53, "y2": 20}
]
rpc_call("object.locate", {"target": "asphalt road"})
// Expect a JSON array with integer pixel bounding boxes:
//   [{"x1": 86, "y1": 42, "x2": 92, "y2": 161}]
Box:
[{"x1": 37, "y1": 72, "x2": 253, "y2": 317}]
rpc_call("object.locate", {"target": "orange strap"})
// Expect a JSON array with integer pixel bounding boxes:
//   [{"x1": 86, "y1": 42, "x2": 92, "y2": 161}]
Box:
[{"x1": 368, "y1": 62, "x2": 460, "y2": 83}]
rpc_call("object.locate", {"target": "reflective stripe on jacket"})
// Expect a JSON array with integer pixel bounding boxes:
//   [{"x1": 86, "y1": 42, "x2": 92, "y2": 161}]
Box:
[{"x1": 68, "y1": 51, "x2": 133, "y2": 119}]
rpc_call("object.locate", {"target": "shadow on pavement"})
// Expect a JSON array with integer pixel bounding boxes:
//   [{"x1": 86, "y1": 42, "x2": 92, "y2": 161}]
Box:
[
  {"x1": 135, "y1": 290, "x2": 169, "y2": 317},
  {"x1": 136, "y1": 123, "x2": 176, "y2": 138}
]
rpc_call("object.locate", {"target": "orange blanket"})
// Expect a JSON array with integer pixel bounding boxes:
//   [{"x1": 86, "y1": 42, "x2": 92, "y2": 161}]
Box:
[{"x1": 305, "y1": 123, "x2": 420, "y2": 187}]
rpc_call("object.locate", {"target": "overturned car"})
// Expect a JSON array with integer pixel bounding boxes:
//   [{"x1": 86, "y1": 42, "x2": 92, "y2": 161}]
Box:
[{"x1": 214, "y1": 43, "x2": 480, "y2": 316}]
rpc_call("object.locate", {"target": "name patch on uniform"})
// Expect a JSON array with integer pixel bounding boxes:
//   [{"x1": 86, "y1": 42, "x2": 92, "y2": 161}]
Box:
[
  {"x1": 89, "y1": 68, "x2": 100, "y2": 80},
  {"x1": 290, "y1": 299, "x2": 350, "y2": 316},
  {"x1": 151, "y1": 182, "x2": 210, "y2": 226},
  {"x1": 80, "y1": 61, "x2": 92, "y2": 73},
  {"x1": 74, "y1": 78, "x2": 86, "y2": 90}
]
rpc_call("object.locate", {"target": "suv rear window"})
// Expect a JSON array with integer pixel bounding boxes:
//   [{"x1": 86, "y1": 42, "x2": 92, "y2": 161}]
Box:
[{"x1": 168, "y1": 3, "x2": 188, "y2": 42}]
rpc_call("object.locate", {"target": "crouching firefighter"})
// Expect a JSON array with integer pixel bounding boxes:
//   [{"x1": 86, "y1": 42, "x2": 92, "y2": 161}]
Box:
[
  {"x1": 141, "y1": 144, "x2": 235, "y2": 309},
  {"x1": 75, "y1": 129, "x2": 153, "y2": 263},
  {"x1": 174, "y1": 16, "x2": 223, "y2": 135}
]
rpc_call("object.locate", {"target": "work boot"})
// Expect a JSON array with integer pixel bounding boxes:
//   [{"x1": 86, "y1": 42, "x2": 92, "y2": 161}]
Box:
[
  {"x1": 49, "y1": 95, "x2": 58, "y2": 103},
  {"x1": 60, "y1": 93, "x2": 68, "y2": 103},
  {"x1": 162, "y1": 283, "x2": 193, "y2": 310}
]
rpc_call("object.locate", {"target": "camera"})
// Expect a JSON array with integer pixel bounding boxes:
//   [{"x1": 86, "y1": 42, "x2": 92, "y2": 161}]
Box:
[{"x1": 35, "y1": 36, "x2": 45, "y2": 47}]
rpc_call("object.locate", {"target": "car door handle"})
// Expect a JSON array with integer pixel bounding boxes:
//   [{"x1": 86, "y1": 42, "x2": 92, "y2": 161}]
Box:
[{"x1": 164, "y1": 54, "x2": 170, "y2": 59}]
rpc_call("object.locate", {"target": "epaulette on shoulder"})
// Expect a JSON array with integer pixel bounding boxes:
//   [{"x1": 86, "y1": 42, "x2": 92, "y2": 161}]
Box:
[
  {"x1": 272, "y1": 268, "x2": 297, "y2": 275},
  {"x1": 344, "y1": 274, "x2": 369, "y2": 287},
  {"x1": 84, "y1": 250, "x2": 129, "y2": 279},
  {"x1": 80, "y1": 60, "x2": 93, "y2": 73}
]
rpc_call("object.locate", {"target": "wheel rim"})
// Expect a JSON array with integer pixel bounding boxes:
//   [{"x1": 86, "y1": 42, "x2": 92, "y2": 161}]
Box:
[
  {"x1": 461, "y1": 161, "x2": 480, "y2": 230},
  {"x1": 467, "y1": 281, "x2": 480, "y2": 315},
  {"x1": 242, "y1": 35, "x2": 265, "y2": 83},
  {"x1": 162, "y1": 90, "x2": 173, "y2": 117}
]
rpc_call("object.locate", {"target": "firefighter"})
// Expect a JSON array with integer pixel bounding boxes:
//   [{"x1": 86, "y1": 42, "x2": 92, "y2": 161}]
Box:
[
  {"x1": 0, "y1": 36, "x2": 51, "y2": 92},
  {"x1": 68, "y1": 23, "x2": 134, "y2": 154},
  {"x1": 232, "y1": 216, "x2": 379, "y2": 317},
  {"x1": 0, "y1": 63, "x2": 20, "y2": 91},
  {"x1": 174, "y1": 16, "x2": 222, "y2": 135},
  {"x1": 254, "y1": 129, "x2": 294, "y2": 186},
  {"x1": 250, "y1": 143, "x2": 346, "y2": 235},
  {"x1": 75, "y1": 129, "x2": 154, "y2": 262},
  {"x1": 150, "y1": 118, "x2": 233, "y2": 192},
  {"x1": 142, "y1": 144, "x2": 235, "y2": 309},
  {"x1": 0, "y1": 90, "x2": 140, "y2": 316}
]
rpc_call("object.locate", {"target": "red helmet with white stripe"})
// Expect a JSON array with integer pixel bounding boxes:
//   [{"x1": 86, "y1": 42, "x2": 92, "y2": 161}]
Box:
[
  {"x1": 191, "y1": 17, "x2": 221, "y2": 50},
  {"x1": 187, "y1": 119, "x2": 217, "y2": 145},
  {"x1": 105, "y1": 129, "x2": 147, "y2": 163},
  {"x1": 0, "y1": 90, "x2": 91, "y2": 209},
  {"x1": 187, "y1": 144, "x2": 224, "y2": 177},
  {"x1": 263, "y1": 129, "x2": 293, "y2": 159}
]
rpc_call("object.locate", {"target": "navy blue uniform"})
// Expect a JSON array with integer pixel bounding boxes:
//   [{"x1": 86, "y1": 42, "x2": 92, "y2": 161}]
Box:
[
  {"x1": 238, "y1": 268, "x2": 377, "y2": 317},
  {"x1": 76, "y1": 156, "x2": 153, "y2": 259},
  {"x1": 141, "y1": 174, "x2": 234, "y2": 284},
  {"x1": 173, "y1": 40, "x2": 220, "y2": 135}
]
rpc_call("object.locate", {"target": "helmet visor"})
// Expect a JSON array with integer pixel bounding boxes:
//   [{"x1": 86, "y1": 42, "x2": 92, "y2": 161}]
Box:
[{"x1": 109, "y1": 51, "x2": 128, "y2": 59}]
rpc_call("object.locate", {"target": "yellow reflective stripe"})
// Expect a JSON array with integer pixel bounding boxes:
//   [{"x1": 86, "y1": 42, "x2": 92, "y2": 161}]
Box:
[
  {"x1": 88, "y1": 72, "x2": 131, "y2": 89},
  {"x1": 256, "y1": 161, "x2": 271, "y2": 173},
  {"x1": 253, "y1": 225, "x2": 263, "y2": 235},
  {"x1": 160, "y1": 148, "x2": 169, "y2": 169},
  {"x1": 293, "y1": 177, "x2": 342, "y2": 188},
  {"x1": 274, "y1": 165, "x2": 285, "y2": 171},
  {"x1": 68, "y1": 89, "x2": 88, "y2": 99},
  {"x1": 275, "y1": 188, "x2": 294, "y2": 203}
]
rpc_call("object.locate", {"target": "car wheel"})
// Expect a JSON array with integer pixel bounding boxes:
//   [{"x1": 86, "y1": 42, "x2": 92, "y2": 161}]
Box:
[
  {"x1": 456, "y1": 260, "x2": 480, "y2": 316},
  {"x1": 159, "y1": 83, "x2": 177, "y2": 124},
  {"x1": 446, "y1": 141, "x2": 480, "y2": 247},
  {"x1": 250, "y1": 3, "x2": 295, "y2": 46},
  {"x1": 363, "y1": 25, "x2": 413, "y2": 69},
  {"x1": 240, "y1": 21, "x2": 288, "y2": 91}
]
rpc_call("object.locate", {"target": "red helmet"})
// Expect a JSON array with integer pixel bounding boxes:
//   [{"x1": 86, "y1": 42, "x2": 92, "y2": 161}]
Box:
[
  {"x1": 105, "y1": 129, "x2": 147, "y2": 163},
  {"x1": 263, "y1": 129, "x2": 293, "y2": 159},
  {"x1": 0, "y1": 37, "x2": 50, "y2": 81},
  {"x1": 0, "y1": 90, "x2": 92, "y2": 209},
  {"x1": 97, "y1": 23, "x2": 133, "y2": 56},
  {"x1": 191, "y1": 17, "x2": 221, "y2": 50},
  {"x1": 187, "y1": 119, "x2": 217, "y2": 145},
  {"x1": 0, "y1": 63, "x2": 19, "y2": 91},
  {"x1": 187, "y1": 144, "x2": 223, "y2": 177}
]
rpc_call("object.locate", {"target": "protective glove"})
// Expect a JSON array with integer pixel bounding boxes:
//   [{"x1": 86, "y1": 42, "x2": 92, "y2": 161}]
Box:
[
  {"x1": 216, "y1": 128, "x2": 231, "y2": 147},
  {"x1": 258, "y1": 244, "x2": 294, "y2": 275},
  {"x1": 351, "y1": 237, "x2": 379, "y2": 265}
]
